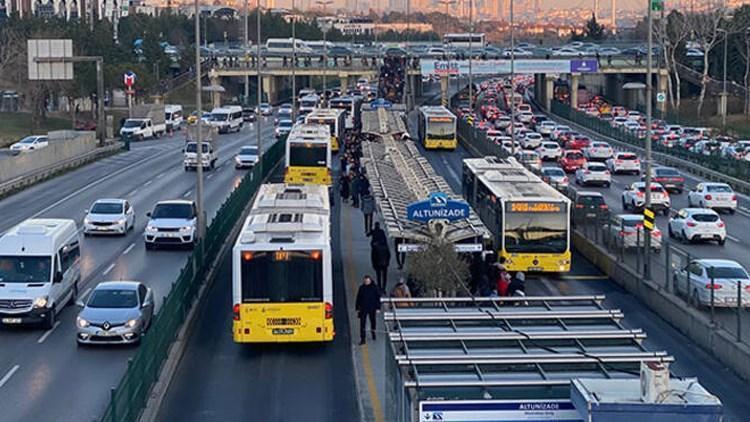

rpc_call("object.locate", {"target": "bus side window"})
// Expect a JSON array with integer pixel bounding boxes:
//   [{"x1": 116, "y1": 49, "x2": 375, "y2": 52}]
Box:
[{"x1": 462, "y1": 166, "x2": 474, "y2": 201}]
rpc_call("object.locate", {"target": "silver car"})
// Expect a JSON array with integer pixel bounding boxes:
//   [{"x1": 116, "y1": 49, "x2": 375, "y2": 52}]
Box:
[
  {"x1": 83, "y1": 199, "x2": 135, "y2": 236},
  {"x1": 76, "y1": 281, "x2": 154, "y2": 345},
  {"x1": 673, "y1": 259, "x2": 750, "y2": 308}
]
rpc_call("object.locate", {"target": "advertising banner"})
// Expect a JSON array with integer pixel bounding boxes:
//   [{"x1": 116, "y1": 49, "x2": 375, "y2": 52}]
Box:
[
  {"x1": 419, "y1": 400, "x2": 583, "y2": 422},
  {"x1": 421, "y1": 59, "x2": 598, "y2": 76}
]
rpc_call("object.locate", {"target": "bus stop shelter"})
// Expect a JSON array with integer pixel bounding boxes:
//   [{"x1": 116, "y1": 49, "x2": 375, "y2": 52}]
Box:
[{"x1": 381, "y1": 295, "x2": 674, "y2": 422}]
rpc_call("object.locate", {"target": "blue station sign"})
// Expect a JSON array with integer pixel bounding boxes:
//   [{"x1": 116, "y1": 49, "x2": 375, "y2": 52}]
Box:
[
  {"x1": 370, "y1": 98, "x2": 393, "y2": 109},
  {"x1": 406, "y1": 192, "x2": 470, "y2": 223}
]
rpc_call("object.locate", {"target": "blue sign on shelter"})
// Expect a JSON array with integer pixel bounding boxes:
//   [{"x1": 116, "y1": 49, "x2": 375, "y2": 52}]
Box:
[
  {"x1": 370, "y1": 98, "x2": 393, "y2": 109},
  {"x1": 407, "y1": 192, "x2": 470, "y2": 223}
]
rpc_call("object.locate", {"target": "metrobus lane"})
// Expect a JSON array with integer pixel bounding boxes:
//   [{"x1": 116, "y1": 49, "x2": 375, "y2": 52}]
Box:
[
  {"x1": 418, "y1": 131, "x2": 750, "y2": 421},
  {"x1": 0, "y1": 126, "x2": 277, "y2": 422},
  {"x1": 157, "y1": 165, "x2": 359, "y2": 421}
]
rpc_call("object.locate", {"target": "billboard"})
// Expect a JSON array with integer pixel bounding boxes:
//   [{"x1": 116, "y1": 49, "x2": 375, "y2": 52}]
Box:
[
  {"x1": 419, "y1": 400, "x2": 583, "y2": 422},
  {"x1": 421, "y1": 59, "x2": 599, "y2": 76}
]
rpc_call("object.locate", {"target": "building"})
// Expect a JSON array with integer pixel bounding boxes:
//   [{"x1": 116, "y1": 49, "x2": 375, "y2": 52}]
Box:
[
  {"x1": 373, "y1": 22, "x2": 433, "y2": 33},
  {"x1": 332, "y1": 16, "x2": 375, "y2": 36}
]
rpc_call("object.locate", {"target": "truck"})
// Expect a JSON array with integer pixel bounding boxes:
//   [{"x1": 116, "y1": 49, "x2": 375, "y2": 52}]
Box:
[
  {"x1": 120, "y1": 103, "x2": 167, "y2": 141},
  {"x1": 183, "y1": 138, "x2": 217, "y2": 171}
]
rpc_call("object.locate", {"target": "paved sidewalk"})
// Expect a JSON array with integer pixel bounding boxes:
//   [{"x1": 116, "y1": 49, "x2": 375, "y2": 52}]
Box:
[{"x1": 339, "y1": 191, "x2": 403, "y2": 422}]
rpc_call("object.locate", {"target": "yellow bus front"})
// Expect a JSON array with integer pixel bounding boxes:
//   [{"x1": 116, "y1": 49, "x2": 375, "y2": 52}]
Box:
[
  {"x1": 424, "y1": 136, "x2": 458, "y2": 150},
  {"x1": 501, "y1": 201, "x2": 571, "y2": 273},
  {"x1": 424, "y1": 117, "x2": 457, "y2": 150},
  {"x1": 285, "y1": 142, "x2": 332, "y2": 185},
  {"x1": 233, "y1": 249, "x2": 334, "y2": 343},
  {"x1": 285, "y1": 166, "x2": 332, "y2": 185}
]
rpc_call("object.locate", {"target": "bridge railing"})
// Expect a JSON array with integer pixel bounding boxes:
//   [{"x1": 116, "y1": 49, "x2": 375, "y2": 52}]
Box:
[
  {"x1": 550, "y1": 100, "x2": 750, "y2": 194},
  {"x1": 456, "y1": 116, "x2": 508, "y2": 158},
  {"x1": 99, "y1": 138, "x2": 285, "y2": 422}
]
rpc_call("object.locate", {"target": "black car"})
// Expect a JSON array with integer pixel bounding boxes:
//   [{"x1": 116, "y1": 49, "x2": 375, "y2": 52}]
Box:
[
  {"x1": 568, "y1": 190, "x2": 609, "y2": 226},
  {"x1": 328, "y1": 46, "x2": 353, "y2": 57},
  {"x1": 644, "y1": 166, "x2": 684, "y2": 194}
]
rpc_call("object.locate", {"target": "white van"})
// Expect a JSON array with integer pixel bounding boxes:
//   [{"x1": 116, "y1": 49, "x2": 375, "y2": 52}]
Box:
[
  {"x1": 265, "y1": 38, "x2": 313, "y2": 54},
  {"x1": 165, "y1": 104, "x2": 184, "y2": 131},
  {"x1": 299, "y1": 94, "x2": 320, "y2": 115},
  {"x1": 208, "y1": 106, "x2": 243, "y2": 134},
  {"x1": 0, "y1": 219, "x2": 81, "y2": 329}
]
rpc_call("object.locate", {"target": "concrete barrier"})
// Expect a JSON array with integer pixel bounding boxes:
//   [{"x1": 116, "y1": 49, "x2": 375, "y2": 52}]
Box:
[
  {"x1": 573, "y1": 231, "x2": 750, "y2": 383},
  {"x1": 0, "y1": 130, "x2": 98, "y2": 183}
]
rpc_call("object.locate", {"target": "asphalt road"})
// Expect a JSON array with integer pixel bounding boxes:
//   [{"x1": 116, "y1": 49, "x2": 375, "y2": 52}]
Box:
[
  {"x1": 0, "y1": 117, "x2": 278, "y2": 422},
  {"x1": 157, "y1": 164, "x2": 360, "y2": 422},
  {"x1": 414, "y1": 117, "x2": 750, "y2": 421}
]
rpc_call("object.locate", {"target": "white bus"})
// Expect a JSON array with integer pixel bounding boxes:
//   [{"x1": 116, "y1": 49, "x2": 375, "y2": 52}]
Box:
[
  {"x1": 329, "y1": 95, "x2": 364, "y2": 130},
  {"x1": 418, "y1": 105, "x2": 457, "y2": 150},
  {"x1": 299, "y1": 94, "x2": 321, "y2": 115},
  {"x1": 232, "y1": 183, "x2": 334, "y2": 343},
  {"x1": 265, "y1": 38, "x2": 314, "y2": 54},
  {"x1": 285, "y1": 123, "x2": 332, "y2": 185},
  {"x1": 208, "y1": 106, "x2": 243, "y2": 134},
  {"x1": 305, "y1": 108, "x2": 345, "y2": 153},
  {"x1": 165, "y1": 104, "x2": 183, "y2": 131},
  {"x1": 443, "y1": 33, "x2": 486, "y2": 49}
]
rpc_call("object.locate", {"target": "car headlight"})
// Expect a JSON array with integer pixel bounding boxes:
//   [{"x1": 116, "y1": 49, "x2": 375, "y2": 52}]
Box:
[
  {"x1": 77, "y1": 317, "x2": 89, "y2": 328},
  {"x1": 117, "y1": 218, "x2": 127, "y2": 225},
  {"x1": 125, "y1": 319, "x2": 138, "y2": 328},
  {"x1": 33, "y1": 296, "x2": 48, "y2": 309},
  {"x1": 84, "y1": 217, "x2": 91, "y2": 225},
  {"x1": 235, "y1": 156, "x2": 242, "y2": 163},
  {"x1": 180, "y1": 226, "x2": 193, "y2": 233},
  {"x1": 146, "y1": 225, "x2": 157, "y2": 233}
]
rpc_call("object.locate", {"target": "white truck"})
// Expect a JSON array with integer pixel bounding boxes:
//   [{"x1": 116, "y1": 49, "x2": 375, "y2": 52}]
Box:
[
  {"x1": 183, "y1": 140, "x2": 217, "y2": 171},
  {"x1": 120, "y1": 104, "x2": 167, "y2": 141}
]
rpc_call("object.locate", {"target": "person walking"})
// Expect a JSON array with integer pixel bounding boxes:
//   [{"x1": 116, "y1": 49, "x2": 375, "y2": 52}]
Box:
[
  {"x1": 351, "y1": 172, "x2": 361, "y2": 207},
  {"x1": 355, "y1": 275, "x2": 381, "y2": 345},
  {"x1": 371, "y1": 240, "x2": 391, "y2": 292},
  {"x1": 361, "y1": 191, "x2": 375, "y2": 234},
  {"x1": 368, "y1": 222, "x2": 387, "y2": 248},
  {"x1": 339, "y1": 175, "x2": 350, "y2": 203},
  {"x1": 508, "y1": 272, "x2": 526, "y2": 297}
]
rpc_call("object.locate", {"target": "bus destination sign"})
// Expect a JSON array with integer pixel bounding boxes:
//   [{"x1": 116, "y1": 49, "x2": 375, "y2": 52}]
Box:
[{"x1": 509, "y1": 202, "x2": 563, "y2": 213}]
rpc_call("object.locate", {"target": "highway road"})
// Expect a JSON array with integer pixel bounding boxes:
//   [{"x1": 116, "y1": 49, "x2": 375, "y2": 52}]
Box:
[
  {"x1": 0, "y1": 118, "x2": 278, "y2": 422},
  {"x1": 157, "y1": 162, "x2": 360, "y2": 421},
  {"x1": 409, "y1": 112, "x2": 750, "y2": 421}
]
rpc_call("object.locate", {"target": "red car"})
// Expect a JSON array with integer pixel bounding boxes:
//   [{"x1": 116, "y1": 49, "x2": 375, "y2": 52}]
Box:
[
  {"x1": 565, "y1": 135, "x2": 591, "y2": 150},
  {"x1": 558, "y1": 149, "x2": 587, "y2": 173}
]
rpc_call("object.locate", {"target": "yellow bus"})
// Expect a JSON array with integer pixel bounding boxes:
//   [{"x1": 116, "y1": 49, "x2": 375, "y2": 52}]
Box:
[
  {"x1": 418, "y1": 105, "x2": 457, "y2": 150},
  {"x1": 232, "y1": 183, "x2": 334, "y2": 343},
  {"x1": 305, "y1": 108, "x2": 345, "y2": 153},
  {"x1": 462, "y1": 157, "x2": 571, "y2": 273},
  {"x1": 284, "y1": 123, "x2": 332, "y2": 185}
]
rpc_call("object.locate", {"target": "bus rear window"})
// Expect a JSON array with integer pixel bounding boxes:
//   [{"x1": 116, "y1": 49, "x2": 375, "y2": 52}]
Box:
[
  {"x1": 241, "y1": 251, "x2": 323, "y2": 302},
  {"x1": 289, "y1": 144, "x2": 327, "y2": 167}
]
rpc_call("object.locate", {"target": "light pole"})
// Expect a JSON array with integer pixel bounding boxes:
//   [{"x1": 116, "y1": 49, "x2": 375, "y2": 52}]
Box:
[
  {"x1": 317, "y1": 0, "x2": 333, "y2": 103},
  {"x1": 194, "y1": 0, "x2": 205, "y2": 239},
  {"x1": 719, "y1": 27, "x2": 728, "y2": 129},
  {"x1": 468, "y1": 0, "x2": 473, "y2": 112},
  {"x1": 510, "y1": 0, "x2": 516, "y2": 156},
  {"x1": 438, "y1": 0, "x2": 457, "y2": 100},
  {"x1": 644, "y1": 0, "x2": 653, "y2": 279},
  {"x1": 256, "y1": 0, "x2": 263, "y2": 173},
  {"x1": 244, "y1": 0, "x2": 249, "y2": 104},
  {"x1": 291, "y1": 0, "x2": 297, "y2": 119}
]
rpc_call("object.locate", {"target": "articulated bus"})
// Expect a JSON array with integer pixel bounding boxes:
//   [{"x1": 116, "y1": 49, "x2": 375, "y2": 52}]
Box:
[
  {"x1": 232, "y1": 183, "x2": 334, "y2": 343},
  {"x1": 462, "y1": 157, "x2": 571, "y2": 273},
  {"x1": 418, "y1": 106, "x2": 457, "y2": 150},
  {"x1": 305, "y1": 108, "x2": 345, "y2": 153},
  {"x1": 284, "y1": 123, "x2": 332, "y2": 185},
  {"x1": 329, "y1": 95, "x2": 364, "y2": 130}
]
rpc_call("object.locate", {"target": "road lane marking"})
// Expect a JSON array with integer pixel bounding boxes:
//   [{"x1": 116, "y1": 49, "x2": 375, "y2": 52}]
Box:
[
  {"x1": 102, "y1": 263, "x2": 116, "y2": 276},
  {"x1": 0, "y1": 365, "x2": 20, "y2": 389},
  {"x1": 144, "y1": 180, "x2": 153, "y2": 187},
  {"x1": 183, "y1": 190, "x2": 192, "y2": 198},
  {"x1": 727, "y1": 234, "x2": 741, "y2": 243},
  {"x1": 80, "y1": 287, "x2": 91, "y2": 301},
  {"x1": 206, "y1": 173, "x2": 213, "y2": 179},
  {"x1": 37, "y1": 321, "x2": 61, "y2": 344},
  {"x1": 558, "y1": 275, "x2": 608, "y2": 280},
  {"x1": 441, "y1": 156, "x2": 460, "y2": 185},
  {"x1": 123, "y1": 243, "x2": 136, "y2": 255},
  {"x1": 128, "y1": 189, "x2": 138, "y2": 197}
]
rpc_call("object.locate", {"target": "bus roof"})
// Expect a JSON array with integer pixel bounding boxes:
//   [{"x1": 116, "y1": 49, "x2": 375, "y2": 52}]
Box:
[
  {"x1": 305, "y1": 108, "x2": 344, "y2": 120},
  {"x1": 235, "y1": 184, "x2": 330, "y2": 250},
  {"x1": 288, "y1": 123, "x2": 330, "y2": 142},
  {"x1": 463, "y1": 156, "x2": 569, "y2": 203},
  {"x1": 419, "y1": 105, "x2": 456, "y2": 119}
]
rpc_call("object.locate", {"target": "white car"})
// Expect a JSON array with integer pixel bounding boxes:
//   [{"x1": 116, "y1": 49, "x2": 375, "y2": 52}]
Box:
[
  {"x1": 235, "y1": 145, "x2": 259, "y2": 169},
  {"x1": 552, "y1": 47, "x2": 582, "y2": 57},
  {"x1": 500, "y1": 140, "x2": 522, "y2": 155},
  {"x1": 506, "y1": 121, "x2": 526, "y2": 135},
  {"x1": 536, "y1": 142, "x2": 563, "y2": 160},
  {"x1": 610, "y1": 117, "x2": 629, "y2": 128},
  {"x1": 575, "y1": 162, "x2": 611, "y2": 187},
  {"x1": 494, "y1": 115, "x2": 512, "y2": 129},
  {"x1": 10, "y1": 135, "x2": 48, "y2": 154},
  {"x1": 521, "y1": 132, "x2": 544, "y2": 149},
  {"x1": 626, "y1": 110, "x2": 642, "y2": 121},
  {"x1": 515, "y1": 150, "x2": 542, "y2": 171},
  {"x1": 687, "y1": 183, "x2": 738, "y2": 213},
  {"x1": 551, "y1": 125, "x2": 571, "y2": 141},
  {"x1": 84, "y1": 199, "x2": 135, "y2": 236},
  {"x1": 516, "y1": 111, "x2": 534, "y2": 123},
  {"x1": 608, "y1": 214, "x2": 662, "y2": 251},
  {"x1": 540, "y1": 167, "x2": 568, "y2": 191},
  {"x1": 621, "y1": 182, "x2": 671, "y2": 214},
  {"x1": 606, "y1": 152, "x2": 641, "y2": 174},
  {"x1": 668, "y1": 208, "x2": 726, "y2": 245},
  {"x1": 537, "y1": 120, "x2": 557, "y2": 136},
  {"x1": 584, "y1": 141, "x2": 614, "y2": 161},
  {"x1": 673, "y1": 259, "x2": 750, "y2": 307},
  {"x1": 623, "y1": 120, "x2": 641, "y2": 132},
  {"x1": 144, "y1": 200, "x2": 197, "y2": 249}
]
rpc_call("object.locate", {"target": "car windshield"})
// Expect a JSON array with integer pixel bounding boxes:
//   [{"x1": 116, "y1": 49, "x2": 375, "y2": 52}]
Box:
[
  {"x1": 19, "y1": 137, "x2": 36, "y2": 143},
  {"x1": 91, "y1": 202, "x2": 123, "y2": 214},
  {"x1": 621, "y1": 218, "x2": 643, "y2": 227},
  {"x1": 240, "y1": 251, "x2": 323, "y2": 302},
  {"x1": 619, "y1": 154, "x2": 637, "y2": 160},
  {"x1": 290, "y1": 144, "x2": 327, "y2": 167},
  {"x1": 588, "y1": 164, "x2": 607, "y2": 171},
  {"x1": 706, "y1": 185, "x2": 732, "y2": 193},
  {"x1": 87, "y1": 289, "x2": 139, "y2": 308},
  {"x1": 656, "y1": 168, "x2": 680, "y2": 177},
  {"x1": 692, "y1": 213, "x2": 719, "y2": 222},
  {"x1": 211, "y1": 113, "x2": 229, "y2": 121},
  {"x1": 0, "y1": 256, "x2": 52, "y2": 284},
  {"x1": 279, "y1": 121, "x2": 293, "y2": 128},
  {"x1": 707, "y1": 266, "x2": 749, "y2": 279},
  {"x1": 240, "y1": 147, "x2": 258, "y2": 155},
  {"x1": 152, "y1": 203, "x2": 193, "y2": 219},
  {"x1": 577, "y1": 195, "x2": 604, "y2": 206},
  {"x1": 543, "y1": 168, "x2": 565, "y2": 177},
  {"x1": 566, "y1": 152, "x2": 583, "y2": 159},
  {"x1": 185, "y1": 143, "x2": 210, "y2": 153},
  {"x1": 123, "y1": 120, "x2": 143, "y2": 128}
]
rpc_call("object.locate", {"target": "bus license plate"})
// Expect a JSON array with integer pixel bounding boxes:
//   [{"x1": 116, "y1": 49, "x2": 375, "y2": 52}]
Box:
[
  {"x1": 529, "y1": 267, "x2": 544, "y2": 272},
  {"x1": 272, "y1": 328, "x2": 294, "y2": 335},
  {"x1": 2, "y1": 318, "x2": 22, "y2": 324}
]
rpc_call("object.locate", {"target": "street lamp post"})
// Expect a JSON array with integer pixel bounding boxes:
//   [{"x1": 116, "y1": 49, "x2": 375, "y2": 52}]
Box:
[
  {"x1": 720, "y1": 28, "x2": 729, "y2": 129},
  {"x1": 194, "y1": 0, "x2": 205, "y2": 240},
  {"x1": 317, "y1": 0, "x2": 333, "y2": 104},
  {"x1": 292, "y1": 0, "x2": 297, "y2": 120},
  {"x1": 644, "y1": 0, "x2": 653, "y2": 279},
  {"x1": 468, "y1": 0, "x2": 473, "y2": 112},
  {"x1": 244, "y1": 0, "x2": 249, "y2": 104},
  {"x1": 256, "y1": 0, "x2": 263, "y2": 173},
  {"x1": 510, "y1": 0, "x2": 516, "y2": 156}
]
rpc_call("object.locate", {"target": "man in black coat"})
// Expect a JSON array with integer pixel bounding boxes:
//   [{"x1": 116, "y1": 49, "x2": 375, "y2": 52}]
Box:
[
  {"x1": 355, "y1": 275, "x2": 381, "y2": 345},
  {"x1": 371, "y1": 241, "x2": 391, "y2": 293},
  {"x1": 368, "y1": 222, "x2": 387, "y2": 248}
]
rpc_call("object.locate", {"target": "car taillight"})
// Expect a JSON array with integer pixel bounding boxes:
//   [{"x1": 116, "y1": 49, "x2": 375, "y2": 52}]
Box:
[
  {"x1": 233, "y1": 304, "x2": 240, "y2": 321},
  {"x1": 705, "y1": 283, "x2": 722, "y2": 290},
  {"x1": 637, "y1": 191, "x2": 644, "y2": 197},
  {"x1": 732, "y1": 194, "x2": 737, "y2": 200},
  {"x1": 686, "y1": 221, "x2": 696, "y2": 227},
  {"x1": 325, "y1": 302, "x2": 333, "y2": 319},
  {"x1": 705, "y1": 194, "x2": 712, "y2": 200},
  {"x1": 575, "y1": 204, "x2": 584, "y2": 208},
  {"x1": 600, "y1": 204, "x2": 609, "y2": 209},
  {"x1": 562, "y1": 177, "x2": 568, "y2": 183},
  {"x1": 717, "y1": 222, "x2": 725, "y2": 228}
]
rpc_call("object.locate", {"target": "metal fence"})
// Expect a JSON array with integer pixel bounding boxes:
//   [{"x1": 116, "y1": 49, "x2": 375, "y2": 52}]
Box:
[
  {"x1": 574, "y1": 216, "x2": 750, "y2": 347},
  {"x1": 456, "y1": 117, "x2": 509, "y2": 158},
  {"x1": 550, "y1": 100, "x2": 750, "y2": 183},
  {"x1": 100, "y1": 139, "x2": 285, "y2": 422}
]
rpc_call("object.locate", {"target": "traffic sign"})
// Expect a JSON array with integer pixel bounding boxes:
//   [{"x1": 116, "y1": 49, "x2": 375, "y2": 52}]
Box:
[
  {"x1": 643, "y1": 208, "x2": 655, "y2": 231},
  {"x1": 466, "y1": 115, "x2": 474, "y2": 126},
  {"x1": 123, "y1": 71, "x2": 136, "y2": 88},
  {"x1": 650, "y1": 0, "x2": 663, "y2": 11},
  {"x1": 656, "y1": 92, "x2": 666, "y2": 103}
]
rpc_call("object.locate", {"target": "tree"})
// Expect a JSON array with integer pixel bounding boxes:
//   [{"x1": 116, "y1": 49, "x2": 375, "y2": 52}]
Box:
[
  {"x1": 570, "y1": 13, "x2": 606, "y2": 42},
  {"x1": 405, "y1": 237, "x2": 470, "y2": 296},
  {"x1": 653, "y1": 10, "x2": 690, "y2": 109},
  {"x1": 687, "y1": 6, "x2": 733, "y2": 117}
]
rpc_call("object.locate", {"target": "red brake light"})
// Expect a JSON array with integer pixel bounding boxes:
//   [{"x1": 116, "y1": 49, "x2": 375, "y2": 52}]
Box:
[
  {"x1": 705, "y1": 194, "x2": 712, "y2": 200},
  {"x1": 686, "y1": 221, "x2": 697, "y2": 227},
  {"x1": 575, "y1": 204, "x2": 584, "y2": 208},
  {"x1": 732, "y1": 195, "x2": 738, "y2": 200},
  {"x1": 325, "y1": 302, "x2": 333, "y2": 319},
  {"x1": 233, "y1": 304, "x2": 240, "y2": 321},
  {"x1": 600, "y1": 204, "x2": 608, "y2": 209},
  {"x1": 717, "y1": 222, "x2": 725, "y2": 228},
  {"x1": 705, "y1": 283, "x2": 722, "y2": 290}
]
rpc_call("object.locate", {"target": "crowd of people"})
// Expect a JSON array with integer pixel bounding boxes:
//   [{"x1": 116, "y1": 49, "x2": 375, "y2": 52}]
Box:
[
  {"x1": 378, "y1": 56, "x2": 406, "y2": 103},
  {"x1": 469, "y1": 254, "x2": 526, "y2": 299}
]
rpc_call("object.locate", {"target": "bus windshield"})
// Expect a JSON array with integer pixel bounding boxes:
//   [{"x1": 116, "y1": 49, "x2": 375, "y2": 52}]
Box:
[
  {"x1": 427, "y1": 120, "x2": 455, "y2": 140},
  {"x1": 504, "y1": 204, "x2": 568, "y2": 253},
  {"x1": 241, "y1": 251, "x2": 323, "y2": 302},
  {"x1": 290, "y1": 144, "x2": 327, "y2": 167}
]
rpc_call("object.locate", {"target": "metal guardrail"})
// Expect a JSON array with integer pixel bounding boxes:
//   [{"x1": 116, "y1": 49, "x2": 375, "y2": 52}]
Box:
[
  {"x1": 99, "y1": 139, "x2": 285, "y2": 422},
  {"x1": 549, "y1": 100, "x2": 750, "y2": 195}
]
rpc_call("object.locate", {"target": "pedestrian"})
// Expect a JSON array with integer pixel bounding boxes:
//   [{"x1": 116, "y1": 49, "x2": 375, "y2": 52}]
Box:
[
  {"x1": 368, "y1": 221, "x2": 387, "y2": 248},
  {"x1": 355, "y1": 275, "x2": 381, "y2": 345},
  {"x1": 494, "y1": 263, "x2": 511, "y2": 297},
  {"x1": 361, "y1": 190, "x2": 375, "y2": 234},
  {"x1": 371, "y1": 240, "x2": 391, "y2": 292},
  {"x1": 477, "y1": 272, "x2": 492, "y2": 297},
  {"x1": 339, "y1": 175, "x2": 350, "y2": 202},
  {"x1": 351, "y1": 172, "x2": 361, "y2": 207},
  {"x1": 390, "y1": 277, "x2": 413, "y2": 308},
  {"x1": 507, "y1": 272, "x2": 526, "y2": 297}
]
